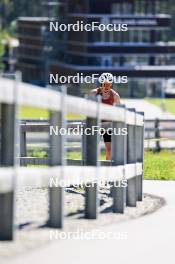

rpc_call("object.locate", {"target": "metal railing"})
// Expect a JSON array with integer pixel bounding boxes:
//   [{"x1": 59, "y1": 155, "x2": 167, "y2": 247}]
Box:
[
  {"x1": 18, "y1": 118, "x2": 175, "y2": 166},
  {"x1": 145, "y1": 119, "x2": 175, "y2": 151},
  {"x1": 0, "y1": 75, "x2": 144, "y2": 241}
]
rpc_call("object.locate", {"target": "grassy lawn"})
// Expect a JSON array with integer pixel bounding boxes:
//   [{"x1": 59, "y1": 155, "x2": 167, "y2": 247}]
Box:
[
  {"x1": 19, "y1": 106, "x2": 84, "y2": 120},
  {"x1": 146, "y1": 98, "x2": 175, "y2": 115},
  {"x1": 20, "y1": 100, "x2": 175, "y2": 119},
  {"x1": 144, "y1": 150, "x2": 175, "y2": 180},
  {"x1": 67, "y1": 150, "x2": 106, "y2": 160},
  {"x1": 67, "y1": 150, "x2": 175, "y2": 180},
  {"x1": 19, "y1": 106, "x2": 49, "y2": 119},
  {"x1": 28, "y1": 149, "x2": 175, "y2": 180},
  {"x1": 22, "y1": 105, "x2": 175, "y2": 181}
]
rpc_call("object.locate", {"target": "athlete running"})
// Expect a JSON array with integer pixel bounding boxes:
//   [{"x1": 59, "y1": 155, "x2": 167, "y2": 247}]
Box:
[{"x1": 90, "y1": 73, "x2": 120, "y2": 160}]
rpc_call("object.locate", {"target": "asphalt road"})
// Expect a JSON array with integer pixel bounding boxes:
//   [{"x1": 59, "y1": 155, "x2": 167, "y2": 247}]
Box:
[{"x1": 8, "y1": 180, "x2": 175, "y2": 264}]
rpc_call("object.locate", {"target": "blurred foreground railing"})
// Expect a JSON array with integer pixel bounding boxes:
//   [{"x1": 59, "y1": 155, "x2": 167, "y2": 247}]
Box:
[{"x1": 0, "y1": 75, "x2": 144, "y2": 241}]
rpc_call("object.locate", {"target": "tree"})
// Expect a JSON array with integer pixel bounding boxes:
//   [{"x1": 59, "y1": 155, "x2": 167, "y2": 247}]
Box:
[
  {"x1": 0, "y1": 0, "x2": 42, "y2": 34},
  {"x1": 0, "y1": 0, "x2": 13, "y2": 29}
]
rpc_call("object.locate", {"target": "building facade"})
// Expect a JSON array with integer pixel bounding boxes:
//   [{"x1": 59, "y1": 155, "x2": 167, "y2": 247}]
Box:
[{"x1": 18, "y1": 0, "x2": 175, "y2": 97}]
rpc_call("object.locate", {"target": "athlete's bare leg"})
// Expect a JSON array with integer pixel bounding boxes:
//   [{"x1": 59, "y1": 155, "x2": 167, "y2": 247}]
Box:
[{"x1": 104, "y1": 142, "x2": 111, "y2": 160}]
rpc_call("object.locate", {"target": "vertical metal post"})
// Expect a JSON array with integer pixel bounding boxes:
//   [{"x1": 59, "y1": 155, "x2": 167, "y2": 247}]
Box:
[
  {"x1": 48, "y1": 86, "x2": 66, "y2": 228},
  {"x1": 85, "y1": 96, "x2": 100, "y2": 219},
  {"x1": 20, "y1": 121, "x2": 27, "y2": 158},
  {"x1": 0, "y1": 103, "x2": 15, "y2": 240},
  {"x1": 155, "y1": 118, "x2": 160, "y2": 152},
  {"x1": 111, "y1": 105, "x2": 127, "y2": 213},
  {"x1": 136, "y1": 112, "x2": 144, "y2": 201},
  {"x1": 82, "y1": 120, "x2": 86, "y2": 166},
  {"x1": 126, "y1": 108, "x2": 137, "y2": 207}
]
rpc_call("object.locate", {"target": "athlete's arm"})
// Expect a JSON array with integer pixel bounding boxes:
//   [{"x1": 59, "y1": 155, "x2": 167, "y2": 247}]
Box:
[
  {"x1": 112, "y1": 90, "x2": 120, "y2": 105},
  {"x1": 89, "y1": 88, "x2": 98, "y2": 96}
]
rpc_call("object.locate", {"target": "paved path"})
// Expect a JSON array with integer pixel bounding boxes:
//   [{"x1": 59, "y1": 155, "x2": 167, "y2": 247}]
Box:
[
  {"x1": 122, "y1": 99, "x2": 175, "y2": 119},
  {"x1": 8, "y1": 180, "x2": 175, "y2": 264}
]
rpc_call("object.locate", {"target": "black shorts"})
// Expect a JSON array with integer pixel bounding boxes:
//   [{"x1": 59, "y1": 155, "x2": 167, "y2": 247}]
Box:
[{"x1": 103, "y1": 129, "x2": 112, "y2": 143}]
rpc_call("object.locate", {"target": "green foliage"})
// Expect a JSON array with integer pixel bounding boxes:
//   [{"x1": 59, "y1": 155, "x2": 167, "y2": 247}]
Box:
[
  {"x1": 0, "y1": 29, "x2": 13, "y2": 70},
  {"x1": 0, "y1": 42, "x2": 4, "y2": 57},
  {"x1": 0, "y1": 32, "x2": 5, "y2": 70},
  {"x1": 0, "y1": 0, "x2": 42, "y2": 34}
]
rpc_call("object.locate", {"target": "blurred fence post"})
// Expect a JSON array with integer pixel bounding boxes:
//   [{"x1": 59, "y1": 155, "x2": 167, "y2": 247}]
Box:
[
  {"x1": 136, "y1": 112, "x2": 144, "y2": 201},
  {"x1": 48, "y1": 86, "x2": 66, "y2": 228},
  {"x1": 82, "y1": 120, "x2": 86, "y2": 166},
  {"x1": 85, "y1": 96, "x2": 100, "y2": 219},
  {"x1": 111, "y1": 104, "x2": 127, "y2": 213},
  {"x1": 0, "y1": 103, "x2": 15, "y2": 240},
  {"x1": 20, "y1": 121, "x2": 27, "y2": 158},
  {"x1": 126, "y1": 108, "x2": 137, "y2": 207},
  {"x1": 155, "y1": 118, "x2": 160, "y2": 152}
]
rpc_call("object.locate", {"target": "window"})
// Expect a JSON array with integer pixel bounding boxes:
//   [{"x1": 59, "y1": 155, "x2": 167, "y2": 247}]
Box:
[
  {"x1": 112, "y1": 2, "x2": 133, "y2": 15},
  {"x1": 122, "y1": 3, "x2": 132, "y2": 14},
  {"x1": 135, "y1": 0, "x2": 144, "y2": 14},
  {"x1": 122, "y1": 31, "x2": 130, "y2": 42},
  {"x1": 101, "y1": 56, "x2": 112, "y2": 67},
  {"x1": 137, "y1": 56, "x2": 148, "y2": 65},
  {"x1": 88, "y1": 57, "x2": 101, "y2": 66},
  {"x1": 155, "y1": 55, "x2": 167, "y2": 65},
  {"x1": 158, "y1": 31, "x2": 169, "y2": 42},
  {"x1": 89, "y1": 30, "x2": 101, "y2": 42},
  {"x1": 146, "y1": 1, "x2": 153, "y2": 15},
  {"x1": 133, "y1": 30, "x2": 139, "y2": 42},
  {"x1": 113, "y1": 31, "x2": 122, "y2": 43},
  {"x1": 112, "y1": 57, "x2": 120, "y2": 66},
  {"x1": 111, "y1": 3, "x2": 121, "y2": 14},
  {"x1": 142, "y1": 30, "x2": 150, "y2": 42},
  {"x1": 155, "y1": 1, "x2": 161, "y2": 14},
  {"x1": 124, "y1": 56, "x2": 137, "y2": 66}
]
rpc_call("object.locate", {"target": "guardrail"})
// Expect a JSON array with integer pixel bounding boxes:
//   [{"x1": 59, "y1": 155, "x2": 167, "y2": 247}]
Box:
[
  {"x1": 0, "y1": 76, "x2": 144, "y2": 241},
  {"x1": 18, "y1": 118, "x2": 175, "y2": 165},
  {"x1": 145, "y1": 119, "x2": 175, "y2": 151}
]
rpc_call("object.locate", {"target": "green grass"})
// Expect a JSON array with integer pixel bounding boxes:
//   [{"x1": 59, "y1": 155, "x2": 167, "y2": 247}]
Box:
[
  {"x1": 20, "y1": 99, "x2": 175, "y2": 119},
  {"x1": 67, "y1": 151, "x2": 82, "y2": 160},
  {"x1": 66, "y1": 151, "x2": 106, "y2": 160},
  {"x1": 19, "y1": 106, "x2": 84, "y2": 120},
  {"x1": 144, "y1": 150, "x2": 175, "y2": 180},
  {"x1": 146, "y1": 98, "x2": 175, "y2": 115},
  {"x1": 19, "y1": 107, "x2": 49, "y2": 119},
  {"x1": 28, "y1": 149, "x2": 175, "y2": 180},
  {"x1": 28, "y1": 150, "x2": 106, "y2": 161},
  {"x1": 67, "y1": 150, "x2": 175, "y2": 180}
]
